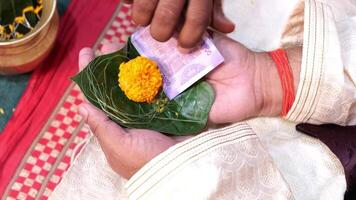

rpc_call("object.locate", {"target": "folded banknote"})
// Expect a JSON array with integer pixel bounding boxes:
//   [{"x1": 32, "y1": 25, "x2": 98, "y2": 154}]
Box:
[{"x1": 131, "y1": 27, "x2": 224, "y2": 99}]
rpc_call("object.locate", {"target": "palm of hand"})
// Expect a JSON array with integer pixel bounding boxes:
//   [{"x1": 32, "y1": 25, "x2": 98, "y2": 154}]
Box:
[
  {"x1": 78, "y1": 34, "x2": 262, "y2": 180},
  {"x1": 80, "y1": 102, "x2": 181, "y2": 180},
  {"x1": 103, "y1": 128, "x2": 177, "y2": 178},
  {"x1": 104, "y1": 38, "x2": 260, "y2": 179},
  {"x1": 79, "y1": 46, "x2": 188, "y2": 180},
  {"x1": 206, "y1": 35, "x2": 260, "y2": 124}
]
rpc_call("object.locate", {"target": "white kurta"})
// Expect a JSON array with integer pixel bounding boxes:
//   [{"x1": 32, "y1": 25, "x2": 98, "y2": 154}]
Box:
[{"x1": 50, "y1": 0, "x2": 356, "y2": 199}]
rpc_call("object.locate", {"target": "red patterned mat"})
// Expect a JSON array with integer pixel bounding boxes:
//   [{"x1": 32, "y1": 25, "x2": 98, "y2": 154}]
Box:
[{"x1": 1, "y1": 2, "x2": 136, "y2": 199}]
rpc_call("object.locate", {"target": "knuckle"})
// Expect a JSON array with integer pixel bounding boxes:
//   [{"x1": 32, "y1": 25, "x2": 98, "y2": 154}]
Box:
[
  {"x1": 89, "y1": 121, "x2": 100, "y2": 134},
  {"x1": 135, "y1": 0, "x2": 157, "y2": 13},
  {"x1": 155, "y1": 7, "x2": 178, "y2": 26},
  {"x1": 89, "y1": 117, "x2": 110, "y2": 135},
  {"x1": 150, "y1": 7, "x2": 178, "y2": 41},
  {"x1": 186, "y1": 14, "x2": 209, "y2": 27},
  {"x1": 133, "y1": 0, "x2": 157, "y2": 24}
]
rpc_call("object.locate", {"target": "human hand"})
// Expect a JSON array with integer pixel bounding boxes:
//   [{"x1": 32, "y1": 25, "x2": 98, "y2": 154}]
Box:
[
  {"x1": 77, "y1": 45, "x2": 191, "y2": 179},
  {"x1": 207, "y1": 33, "x2": 302, "y2": 124},
  {"x1": 124, "y1": 0, "x2": 235, "y2": 49}
]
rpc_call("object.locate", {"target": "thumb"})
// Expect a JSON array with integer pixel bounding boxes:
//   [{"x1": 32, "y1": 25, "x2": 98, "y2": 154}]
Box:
[
  {"x1": 100, "y1": 43, "x2": 125, "y2": 54},
  {"x1": 211, "y1": 0, "x2": 235, "y2": 33},
  {"x1": 211, "y1": 31, "x2": 248, "y2": 62},
  {"x1": 78, "y1": 48, "x2": 95, "y2": 71},
  {"x1": 78, "y1": 103, "x2": 127, "y2": 148},
  {"x1": 211, "y1": 32, "x2": 238, "y2": 60}
]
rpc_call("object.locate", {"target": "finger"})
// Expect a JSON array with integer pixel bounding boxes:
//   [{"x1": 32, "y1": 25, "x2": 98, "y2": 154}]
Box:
[
  {"x1": 178, "y1": 46, "x2": 194, "y2": 54},
  {"x1": 150, "y1": 0, "x2": 186, "y2": 42},
  {"x1": 132, "y1": 0, "x2": 158, "y2": 26},
  {"x1": 79, "y1": 48, "x2": 95, "y2": 71},
  {"x1": 78, "y1": 103, "x2": 127, "y2": 148},
  {"x1": 101, "y1": 43, "x2": 125, "y2": 54},
  {"x1": 210, "y1": 32, "x2": 234, "y2": 57},
  {"x1": 211, "y1": 32, "x2": 245, "y2": 61},
  {"x1": 178, "y1": 0, "x2": 213, "y2": 48},
  {"x1": 206, "y1": 32, "x2": 249, "y2": 80},
  {"x1": 211, "y1": 0, "x2": 235, "y2": 33}
]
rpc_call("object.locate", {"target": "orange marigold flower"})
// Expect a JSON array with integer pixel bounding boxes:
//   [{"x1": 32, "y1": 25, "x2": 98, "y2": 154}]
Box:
[{"x1": 118, "y1": 56, "x2": 163, "y2": 103}]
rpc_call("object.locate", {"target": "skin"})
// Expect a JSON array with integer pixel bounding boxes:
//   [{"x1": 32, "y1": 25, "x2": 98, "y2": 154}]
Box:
[
  {"x1": 123, "y1": 0, "x2": 235, "y2": 49},
  {"x1": 78, "y1": 33, "x2": 302, "y2": 179}
]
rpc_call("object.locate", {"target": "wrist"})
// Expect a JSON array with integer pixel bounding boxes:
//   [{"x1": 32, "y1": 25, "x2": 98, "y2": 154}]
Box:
[{"x1": 254, "y1": 47, "x2": 302, "y2": 117}]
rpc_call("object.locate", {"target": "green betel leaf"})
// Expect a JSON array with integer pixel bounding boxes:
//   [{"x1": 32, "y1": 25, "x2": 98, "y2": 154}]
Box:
[{"x1": 73, "y1": 40, "x2": 215, "y2": 136}]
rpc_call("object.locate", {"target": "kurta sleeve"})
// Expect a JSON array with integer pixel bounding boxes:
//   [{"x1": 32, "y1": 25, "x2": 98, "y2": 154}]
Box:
[{"x1": 286, "y1": 0, "x2": 356, "y2": 126}]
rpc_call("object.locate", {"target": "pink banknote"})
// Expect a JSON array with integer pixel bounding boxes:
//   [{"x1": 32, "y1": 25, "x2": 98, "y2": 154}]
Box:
[{"x1": 131, "y1": 27, "x2": 224, "y2": 99}]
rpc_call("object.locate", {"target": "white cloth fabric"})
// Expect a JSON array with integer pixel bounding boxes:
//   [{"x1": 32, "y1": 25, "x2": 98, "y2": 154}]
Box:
[
  {"x1": 224, "y1": 0, "x2": 301, "y2": 51},
  {"x1": 50, "y1": 0, "x2": 356, "y2": 199}
]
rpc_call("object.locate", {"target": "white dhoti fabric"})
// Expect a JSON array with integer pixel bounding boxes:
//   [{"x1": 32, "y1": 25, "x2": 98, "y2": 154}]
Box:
[{"x1": 50, "y1": 0, "x2": 356, "y2": 199}]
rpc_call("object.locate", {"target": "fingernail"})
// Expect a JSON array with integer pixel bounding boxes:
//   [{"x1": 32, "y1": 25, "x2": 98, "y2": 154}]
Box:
[
  {"x1": 79, "y1": 48, "x2": 94, "y2": 57},
  {"x1": 178, "y1": 46, "x2": 193, "y2": 54},
  {"x1": 79, "y1": 48, "x2": 95, "y2": 70},
  {"x1": 78, "y1": 105, "x2": 88, "y2": 119}
]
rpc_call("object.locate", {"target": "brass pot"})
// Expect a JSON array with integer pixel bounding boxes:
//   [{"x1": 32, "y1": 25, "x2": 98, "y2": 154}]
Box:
[{"x1": 0, "y1": 0, "x2": 59, "y2": 75}]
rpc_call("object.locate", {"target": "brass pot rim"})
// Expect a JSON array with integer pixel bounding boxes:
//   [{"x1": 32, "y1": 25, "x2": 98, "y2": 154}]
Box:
[{"x1": 0, "y1": 0, "x2": 57, "y2": 47}]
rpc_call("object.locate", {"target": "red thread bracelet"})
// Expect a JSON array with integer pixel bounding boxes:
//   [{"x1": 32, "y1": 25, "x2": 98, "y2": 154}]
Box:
[{"x1": 268, "y1": 49, "x2": 295, "y2": 116}]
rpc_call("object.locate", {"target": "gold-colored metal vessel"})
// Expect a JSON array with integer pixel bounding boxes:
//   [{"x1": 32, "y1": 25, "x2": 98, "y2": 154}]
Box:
[{"x1": 0, "y1": 0, "x2": 59, "y2": 75}]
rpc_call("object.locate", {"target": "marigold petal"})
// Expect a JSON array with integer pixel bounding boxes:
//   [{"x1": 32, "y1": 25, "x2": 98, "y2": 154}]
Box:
[{"x1": 118, "y1": 56, "x2": 163, "y2": 103}]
